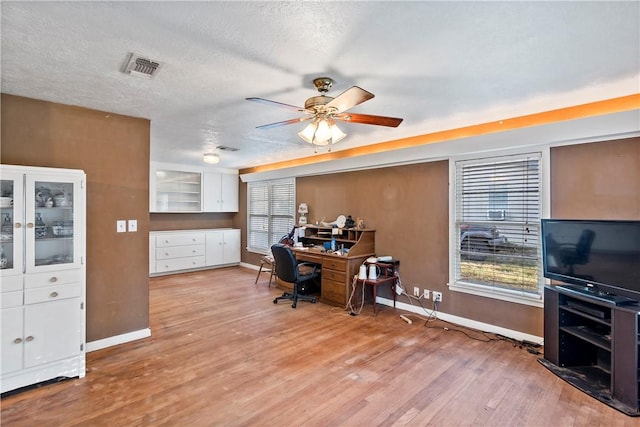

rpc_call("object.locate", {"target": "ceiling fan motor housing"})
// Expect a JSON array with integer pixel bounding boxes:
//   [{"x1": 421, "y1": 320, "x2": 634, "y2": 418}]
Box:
[{"x1": 304, "y1": 95, "x2": 335, "y2": 112}]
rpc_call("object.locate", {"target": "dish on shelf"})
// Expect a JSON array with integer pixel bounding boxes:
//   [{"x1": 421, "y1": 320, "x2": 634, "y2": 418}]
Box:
[
  {"x1": 53, "y1": 194, "x2": 72, "y2": 207},
  {"x1": 35, "y1": 226, "x2": 48, "y2": 239},
  {"x1": 52, "y1": 221, "x2": 74, "y2": 237},
  {"x1": 0, "y1": 197, "x2": 13, "y2": 207}
]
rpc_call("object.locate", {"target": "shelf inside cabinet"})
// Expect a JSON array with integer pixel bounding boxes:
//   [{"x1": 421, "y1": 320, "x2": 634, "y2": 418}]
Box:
[
  {"x1": 560, "y1": 326, "x2": 612, "y2": 351},
  {"x1": 560, "y1": 305, "x2": 611, "y2": 326}
]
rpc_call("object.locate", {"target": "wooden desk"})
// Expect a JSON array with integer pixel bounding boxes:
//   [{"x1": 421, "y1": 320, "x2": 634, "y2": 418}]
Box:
[
  {"x1": 277, "y1": 226, "x2": 376, "y2": 307},
  {"x1": 291, "y1": 248, "x2": 371, "y2": 307},
  {"x1": 354, "y1": 261, "x2": 399, "y2": 315}
]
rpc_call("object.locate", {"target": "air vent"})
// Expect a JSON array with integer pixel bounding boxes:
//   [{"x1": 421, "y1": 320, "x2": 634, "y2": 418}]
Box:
[
  {"x1": 121, "y1": 52, "x2": 162, "y2": 79},
  {"x1": 216, "y1": 146, "x2": 239, "y2": 152}
]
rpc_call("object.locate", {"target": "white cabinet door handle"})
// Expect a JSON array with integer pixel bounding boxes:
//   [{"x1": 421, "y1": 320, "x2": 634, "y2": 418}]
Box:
[
  {"x1": 13, "y1": 338, "x2": 22, "y2": 344},
  {"x1": 27, "y1": 223, "x2": 34, "y2": 228},
  {"x1": 15, "y1": 223, "x2": 22, "y2": 229},
  {"x1": 25, "y1": 336, "x2": 34, "y2": 342}
]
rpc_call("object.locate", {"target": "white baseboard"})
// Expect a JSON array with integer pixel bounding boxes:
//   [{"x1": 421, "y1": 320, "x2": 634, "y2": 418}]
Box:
[
  {"x1": 376, "y1": 297, "x2": 543, "y2": 345},
  {"x1": 86, "y1": 328, "x2": 152, "y2": 352},
  {"x1": 240, "y1": 261, "x2": 259, "y2": 271}
]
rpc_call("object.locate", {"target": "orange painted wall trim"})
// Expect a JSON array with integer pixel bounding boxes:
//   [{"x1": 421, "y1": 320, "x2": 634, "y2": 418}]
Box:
[{"x1": 240, "y1": 94, "x2": 640, "y2": 175}]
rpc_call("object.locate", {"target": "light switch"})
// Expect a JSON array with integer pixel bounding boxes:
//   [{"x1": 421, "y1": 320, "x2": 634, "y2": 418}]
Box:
[
  {"x1": 116, "y1": 220, "x2": 127, "y2": 233},
  {"x1": 128, "y1": 219, "x2": 138, "y2": 232}
]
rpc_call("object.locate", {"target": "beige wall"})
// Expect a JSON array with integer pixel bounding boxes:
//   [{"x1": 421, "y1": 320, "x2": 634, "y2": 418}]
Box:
[
  {"x1": 150, "y1": 213, "x2": 234, "y2": 231},
  {"x1": 551, "y1": 137, "x2": 640, "y2": 219},
  {"x1": 1, "y1": 94, "x2": 150, "y2": 342}
]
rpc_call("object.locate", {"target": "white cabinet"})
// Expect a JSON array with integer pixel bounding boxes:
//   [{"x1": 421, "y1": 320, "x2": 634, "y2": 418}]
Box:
[
  {"x1": 203, "y1": 172, "x2": 239, "y2": 212},
  {"x1": 205, "y1": 229, "x2": 241, "y2": 265},
  {"x1": 149, "y1": 162, "x2": 238, "y2": 213},
  {"x1": 151, "y1": 168, "x2": 202, "y2": 213},
  {"x1": 152, "y1": 231, "x2": 206, "y2": 274},
  {"x1": 0, "y1": 164, "x2": 86, "y2": 394},
  {"x1": 150, "y1": 229, "x2": 240, "y2": 276}
]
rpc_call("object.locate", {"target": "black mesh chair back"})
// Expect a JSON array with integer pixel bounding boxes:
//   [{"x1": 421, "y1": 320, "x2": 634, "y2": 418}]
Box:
[{"x1": 271, "y1": 243, "x2": 319, "y2": 308}]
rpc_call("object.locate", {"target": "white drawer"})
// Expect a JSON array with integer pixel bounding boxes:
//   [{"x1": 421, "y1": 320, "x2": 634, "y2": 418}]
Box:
[
  {"x1": 156, "y1": 256, "x2": 205, "y2": 273},
  {"x1": 156, "y1": 244, "x2": 205, "y2": 260},
  {"x1": 25, "y1": 283, "x2": 82, "y2": 305},
  {"x1": 156, "y1": 233, "x2": 205, "y2": 247},
  {"x1": 1, "y1": 290, "x2": 23, "y2": 308},
  {"x1": 25, "y1": 269, "x2": 82, "y2": 289},
  {"x1": 1, "y1": 275, "x2": 23, "y2": 293}
]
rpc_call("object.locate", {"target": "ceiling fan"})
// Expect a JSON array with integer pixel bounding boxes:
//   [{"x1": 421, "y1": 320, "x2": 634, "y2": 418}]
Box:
[{"x1": 246, "y1": 77, "x2": 403, "y2": 150}]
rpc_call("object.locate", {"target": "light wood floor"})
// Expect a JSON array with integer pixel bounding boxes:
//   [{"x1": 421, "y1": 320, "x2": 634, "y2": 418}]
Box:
[{"x1": 1, "y1": 267, "x2": 637, "y2": 426}]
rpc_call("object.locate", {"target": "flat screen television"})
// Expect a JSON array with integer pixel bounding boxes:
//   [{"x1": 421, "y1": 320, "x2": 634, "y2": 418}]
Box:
[{"x1": 541, "y1": 219, "x2": 640, "y2": 305}]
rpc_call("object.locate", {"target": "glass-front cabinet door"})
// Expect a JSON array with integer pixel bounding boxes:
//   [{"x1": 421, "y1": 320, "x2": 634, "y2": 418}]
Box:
[
  {"x1": 25, "y1": 174, "x2": 83, "y2": 273},
  {"x1": 0, "y1": 171, "x2": 24, "y2": 277}
]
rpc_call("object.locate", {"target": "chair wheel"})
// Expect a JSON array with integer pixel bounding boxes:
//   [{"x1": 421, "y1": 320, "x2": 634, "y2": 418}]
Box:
[
  {"x1": 292, "y1": 302, "x2": 297, "y2": 308},
  {"x1": 312, "y1": 298, "x2": 317, "y2": 303},
  {"x1": 273, "y1": 299, "x2": 278, "y2": 304}
]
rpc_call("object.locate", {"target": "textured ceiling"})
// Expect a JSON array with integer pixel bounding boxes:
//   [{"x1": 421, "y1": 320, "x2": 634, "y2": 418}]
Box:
[{"x1": 2, "y1": 1, "x2": 639, "y2": 169}]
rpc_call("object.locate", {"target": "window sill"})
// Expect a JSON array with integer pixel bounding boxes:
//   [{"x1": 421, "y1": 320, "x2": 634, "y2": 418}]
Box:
[{"x1": 449, "y1": 281, "x2": 544, "y2": 308}]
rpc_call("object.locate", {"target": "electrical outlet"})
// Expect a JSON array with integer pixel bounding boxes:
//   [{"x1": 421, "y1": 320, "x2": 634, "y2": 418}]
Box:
[
  {"x1": 433, "y1": 291, "x2": 442, "y2": 302},
  {"x1": 116, "y1": 220, "x2": 126, "y2": 233},
  {"x1": 423, "y1": 289, "x2": 430, "y2": 299},
  {"x1": 413, "y1": 287, "x2": 420, "y2": 297}
]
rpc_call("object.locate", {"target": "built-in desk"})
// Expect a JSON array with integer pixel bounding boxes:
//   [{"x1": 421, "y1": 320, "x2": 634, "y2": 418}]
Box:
[{"x1": 277, "y1": 226, "x2": 376, "y2": 307}]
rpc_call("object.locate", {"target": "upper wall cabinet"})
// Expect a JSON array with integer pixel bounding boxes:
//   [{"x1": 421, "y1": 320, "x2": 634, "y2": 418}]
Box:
[
  {"x1": 203, "y1": 172, "x2": 238, "y2": 212},
  {"x1": 152, "y1": 169, "x2": 202, "y2": 213},
  {"x1": 150, "y1": 162, "x2": 238, "y2": 213}
]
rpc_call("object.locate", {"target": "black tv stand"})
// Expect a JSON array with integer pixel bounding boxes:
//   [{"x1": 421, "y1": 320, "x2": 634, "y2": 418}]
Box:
[{"x1": 543, "y1": 285, "x2": 640, "y2": 416}]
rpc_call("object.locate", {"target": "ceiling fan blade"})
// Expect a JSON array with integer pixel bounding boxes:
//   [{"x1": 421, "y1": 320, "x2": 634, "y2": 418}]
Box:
[
  {"x1": 256, "y1": 116, "x2": 313, "y2": 130},
  {"x1": 325, "y1": 86, "x2": 374, "y2": 113},
  {"x1": 246, "y1": 97, "x2": 304, "y2": 112},
  {"x1": 334, "y1": 112, "x2": 403, "y2": 127}
]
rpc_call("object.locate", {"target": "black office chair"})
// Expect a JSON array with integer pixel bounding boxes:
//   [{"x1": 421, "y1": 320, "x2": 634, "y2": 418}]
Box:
[{"x1": 271, "y1": 243, "x2": 319, "y2": 308}]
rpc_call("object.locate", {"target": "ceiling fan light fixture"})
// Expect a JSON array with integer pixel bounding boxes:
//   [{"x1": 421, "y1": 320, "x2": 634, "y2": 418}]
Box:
[
  {"x1": 329, "y1": 121, "x2": 346, "y2": 144},
  {"x1": 297, "y1": 117, "x2": 346, "y2": 147},
  {"x1": 298, "y1": 121, "x2": 318, "y2": 144},
  {"x1": 203, "y1": 153, "x2": 220, "y2": 164}
]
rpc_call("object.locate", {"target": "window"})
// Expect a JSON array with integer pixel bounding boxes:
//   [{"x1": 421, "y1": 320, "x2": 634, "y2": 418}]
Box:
[
  {"x1": 451, "y1": 152, "x2": 543, "y2": 305},
  {"x1": 247, "y1": 178, "x2": 295, "y2": 253}
]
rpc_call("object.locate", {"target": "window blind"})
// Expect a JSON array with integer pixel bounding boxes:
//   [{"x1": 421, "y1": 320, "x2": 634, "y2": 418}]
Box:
[
  {"x1": 247, "y1": 178, "x2": 295, "y2": 253},
  {"x1": 454, "y1": 153, "x2": 542, "y2": 296}
]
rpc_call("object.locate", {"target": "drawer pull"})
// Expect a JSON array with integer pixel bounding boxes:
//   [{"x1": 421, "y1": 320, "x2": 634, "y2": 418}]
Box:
[
  {"x1": 49, "y1": 276, "x2": 58, "y2": 283},
  {"x1": 165, "y1": 252, "x2": 169, "y2": 256},
  {"x1": 50, "y1": 291, "x2": 59, "y2": 298},
  {"x1": 25, "y1": 336, "x2": 34, "y2": 342},
  {"x1": 165, "y1": 240, "x2": 169, "y2": 243},
  {"x1": 13, "y1": 338, "x2": 22, "y2": 344}
]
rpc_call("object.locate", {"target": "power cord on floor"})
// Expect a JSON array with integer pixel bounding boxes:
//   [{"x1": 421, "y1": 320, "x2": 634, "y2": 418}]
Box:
[{"x1": 394, "y1": 275, "x2": 440, "y2": 323}]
